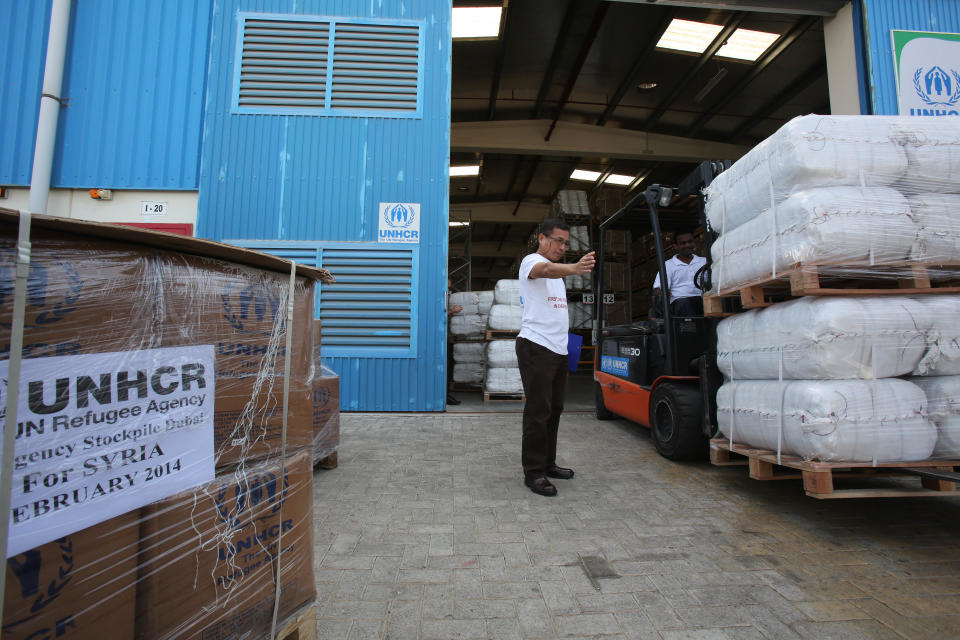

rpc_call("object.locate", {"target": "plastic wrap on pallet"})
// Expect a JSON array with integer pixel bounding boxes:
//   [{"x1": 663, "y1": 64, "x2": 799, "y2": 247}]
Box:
[
  {"x1": 0, "y1": 210, "x2": 327, "y2": 639},
  {"x1": 716, "y1": 295, "x2": 940, "y2": 380},
  {"x1": 710, "y1": 186, "x2": 918, "y2": 292},
  {"x1": 908, "y1": 376, "x2": 960, "y2": 457},
  {"x1": 453, "y1": 362, "x2": 485, "y2": 384},
  {"x1": 716, "y1": 379, "x2": 937, "y2": 462},
  {"x1": 453, "y1": 342, "x2": 485, "y2": 363},
  {"x1": 704, "y1": 115, "x2": 908, "y2": 234},
  {"x1": 908, "y1": 194, "x2": 960, "y2": 263},
  {"x1": 312, "y1": 365, "x2": 340, "y2": 464},
  {"x1": 553, "y1": 190, "x2": 590, "y2": 217},
  {"x1": 485, "y1": 367, "x2": 524, "y2": 393},
  {"x1": 568, "y1": 226, "x2": 590, "y2": 252},
  {"x1": 488, "y1": 304, "x2": 522, "y2": 331},
  {"x1": 486, "y1": 339, "x2": 518, "y2": 368},
  {"x1": 913, "y1": 295, "x2": 960, "y2": 376},
  {"x1": 493, "y1": 279, "x2": 522, "y2": 306},
  {"x1": 705, "y1": 115, "x2": 960, "y2": 235},
  {"x1": 450, "y1": 313, "x2": 487, "y2": 338},
  {"x1": 450, "y1": 290, "x2": 495, "y2": 316}
]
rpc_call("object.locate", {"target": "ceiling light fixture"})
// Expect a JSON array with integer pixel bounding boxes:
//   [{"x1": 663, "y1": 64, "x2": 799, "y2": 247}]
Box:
[
  {"x1": 637, "y1": 82, "x2": 658, "y2": 91},
  {"x1": 452, "y1": 7, "x2": 503, "y2": 40},
  {"x1": 570, "y1": 169, "x2": 602, "y2": 182},
  {"x1": 449, "y1": 165, "x2": 480, "y2": 177},
  {"x1": 604, "y1": 173, "x2": 635, "y2": 186},
  {"x1": 716, "y1": 27, "x2": 780, "y2": 61},
  {"x1": 656, "y1": 18, "x2": 723, "y2": 55},
  {"x1": 449, "y1": 221, "x2": 470, "y2": 227}
]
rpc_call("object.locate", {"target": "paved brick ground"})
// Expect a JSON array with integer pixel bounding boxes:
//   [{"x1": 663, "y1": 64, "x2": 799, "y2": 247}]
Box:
[{"x1": 312, "y1": 411, "x2": 960, "y2": 640}]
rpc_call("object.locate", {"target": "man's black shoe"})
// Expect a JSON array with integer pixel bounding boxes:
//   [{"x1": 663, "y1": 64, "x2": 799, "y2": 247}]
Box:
[
  {"x1": 546, "y1": 465, "x2": 574, "y2": 480},
  {"x1": 524, "y1": 476, "x2": 557, "y2": 497},
  {"x1": 447, "y1": 394, "x2": 461, "y2": 405}
]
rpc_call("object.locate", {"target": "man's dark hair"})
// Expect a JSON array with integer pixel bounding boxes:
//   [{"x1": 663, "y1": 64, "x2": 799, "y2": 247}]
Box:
[
  {"x1": 673, "y1": 230, "x2": 694, "y2": 243},
  {"x1": 540, "y1": 218, "x2": 570, "y2": 235}
]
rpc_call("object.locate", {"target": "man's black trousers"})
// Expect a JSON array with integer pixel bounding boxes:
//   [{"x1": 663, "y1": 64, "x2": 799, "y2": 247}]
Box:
[{"x1": 515, "y1": 337, "x2": 568, "y2": 480}]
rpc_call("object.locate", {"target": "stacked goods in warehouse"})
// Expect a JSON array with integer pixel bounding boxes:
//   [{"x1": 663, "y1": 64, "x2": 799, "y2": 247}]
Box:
[
  {"x1": 552, "y1": 189, "x2": 590, "y2": 218},
  {"x1": 0, "y1": 210, "x2": 330, "y2": 639},
  {"x1": 703, "y1": 116, "x2": 960, "y2": 475},
  {"x1": 450, "y1": 290, "x2": 493, "y2": 387},
  {"x1": 485, "y1": 280, "x2": 524, "y2": 399}
]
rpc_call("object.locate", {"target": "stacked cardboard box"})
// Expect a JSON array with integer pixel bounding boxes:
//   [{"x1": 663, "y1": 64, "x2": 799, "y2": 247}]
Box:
[{"x1": 0, "y1": 210, "x2": 331, "y2": 639}]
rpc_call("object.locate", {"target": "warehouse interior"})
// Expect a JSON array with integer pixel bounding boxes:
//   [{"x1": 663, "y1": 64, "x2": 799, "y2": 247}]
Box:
[
  {"x1": 445, "y1": 0, "x2": 847, "y2": 404},
  {"x1": 448, "y1": 0, "x2": 843, "y2": 292}
]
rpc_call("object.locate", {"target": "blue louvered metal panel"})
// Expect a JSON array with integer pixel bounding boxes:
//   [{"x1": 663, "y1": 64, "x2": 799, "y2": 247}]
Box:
[
  {"x1": 0, "y1": 2, "x2": 50, "y2": 185},
  {"x1": 861, "y1": 0, "x2": 960, "y2": 114},
  {"x1": 199, "y1": 0, "x2": 450, "y2": 412},
  {"x1": 233, "y1": 14, "x2": 421, "y2": 117}
]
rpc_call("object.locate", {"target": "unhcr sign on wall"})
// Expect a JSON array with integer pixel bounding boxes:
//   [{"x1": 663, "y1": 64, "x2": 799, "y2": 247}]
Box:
[
  {"x1": 893, "y1": 30, "x2": 960, "y2": 117},
  {"x1": 378, "y1": 202, "x2": 421, "y2": 243}
]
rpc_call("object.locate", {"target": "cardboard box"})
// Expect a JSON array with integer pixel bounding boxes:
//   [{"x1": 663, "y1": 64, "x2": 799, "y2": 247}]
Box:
[
  {"x1": 1, "y1": 212, "x2": 325, "y2": 468},
  {"x1": 3, "y1": 510, "x2": 140, "y2": 640},
  {"x1": 136, "y1": 450, "x2": 314, "y2": 640},
  {"x1": 312, "y1": 367, "x2": 340, "y2": 464}
]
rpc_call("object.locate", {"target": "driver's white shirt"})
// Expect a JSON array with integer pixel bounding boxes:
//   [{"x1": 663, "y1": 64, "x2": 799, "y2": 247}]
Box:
[{"x1": 652, "y1": 254, "x2": 706, "y2": 302}]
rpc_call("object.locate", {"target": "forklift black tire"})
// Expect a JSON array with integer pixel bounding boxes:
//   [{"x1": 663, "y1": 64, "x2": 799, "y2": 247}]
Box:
[
  {"x1": 649, "y1": 382, "x2": 708, "y2": 460},
  {"x1": 594, "y1": 382, "x2": 615, "y2": 420}
]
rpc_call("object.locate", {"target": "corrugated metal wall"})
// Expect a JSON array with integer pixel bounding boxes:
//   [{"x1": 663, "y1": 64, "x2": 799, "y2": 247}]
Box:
[
  {"x1": 0, "y1": 0, "x2": 211, "y2": 189},
  {"x1": 861, "y1": 0, "x2": 960, "y2": 114},
  {"x1": 196, "y1": 0, "x2": 451, "y2": 412}
]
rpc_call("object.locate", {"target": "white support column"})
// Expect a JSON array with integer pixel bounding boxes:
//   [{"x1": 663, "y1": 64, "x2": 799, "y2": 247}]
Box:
[{"x1": 824, "y1": 2, "x2": 864, "y2": 115}]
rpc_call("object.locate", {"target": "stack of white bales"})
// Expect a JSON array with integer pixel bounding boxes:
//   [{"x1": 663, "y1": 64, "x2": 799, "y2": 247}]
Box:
[
  {"x1": 563, "y1": 273, "x2": 592, "y2": 330},
  {"x1": 708, "y1": 114, "x2": 960, "y2": 462},
  {"x1": 450, "y1": 290, "x2": 494, "y2": 385},
  {"x1": 486, "y1": 279, "x2": 524, "y2": 394}
]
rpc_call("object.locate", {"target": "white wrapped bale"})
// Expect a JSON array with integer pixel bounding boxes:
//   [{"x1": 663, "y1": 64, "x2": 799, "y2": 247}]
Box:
[
  {"x1": 494, "y1": 279, "x2": 522, "y2": 306},
  {"x1": 486, "y1": 340, "x2": 518, "y2": 368},
  {"x1": 908, "y1": 194, "x2": 960, "y2": 264},
  {"x1": 453, "y1": 362, "x2": 485, "y2": 384},
  {"x1": 705, "y1": 115, "x2": 908, "y2": 234},
  {"x1": 450, "y1": 313, "x2": 486, "y2": 338},
  {"x1": 488, "y1": 304, "x2": 522, "y2": 331},
  {"x1": 913, "y1": 296, "x2": 960, "y2": 376},
  {"x1": 453, "y1": 342, "x2": 485, "y2": 363},
  {"x1": 893, "y1": 118, "x2": 960, "y2": 194},
  {"x1": 476, "y1": 290, "x2": 494, "y2": 314},
  {"x1": 568, "y1": 225, "x2": 590, "y2": 252},
  {"x1": 909, "y1": 376, "x2": 960, "y2": 458},
  {"x1": 717, "y1": 379, "x2": 937, "y2": 462},
  {"x1": 485, "y1": 367, "x2": 524, "y2": 394},
  {"x1": 716, "y1": 296, "x2": 932, "y2": 380},
  {"x1": 449, "y1": 291, "x2": 490, "y2": 316},
  {"x1": 710, "y1": 187, "x2": 917, "y2": 292}
]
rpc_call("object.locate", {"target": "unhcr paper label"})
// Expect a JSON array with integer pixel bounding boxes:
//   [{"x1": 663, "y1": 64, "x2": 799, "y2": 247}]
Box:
[{"x1": 0, "y1": 346, "x2": 216, "y2": 557}]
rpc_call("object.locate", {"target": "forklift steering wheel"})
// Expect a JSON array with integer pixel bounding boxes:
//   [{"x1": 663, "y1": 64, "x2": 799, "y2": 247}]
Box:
[{"x1": 694, "y1": 264, "x2": 712, "y2": 293}]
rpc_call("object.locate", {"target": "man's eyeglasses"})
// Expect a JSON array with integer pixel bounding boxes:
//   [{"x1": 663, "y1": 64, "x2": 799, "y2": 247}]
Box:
[{"x1": 545, "y1": 236, "x2": 569, "y2": 247}]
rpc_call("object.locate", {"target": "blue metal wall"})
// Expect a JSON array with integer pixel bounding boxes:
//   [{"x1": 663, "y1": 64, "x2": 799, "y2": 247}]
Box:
[
  {"x1": 0, "y1": 0, "x2": 211, "y2": 189},
  {"x1": 196, "y1": 0, "x2": 452, "y2": 412},
  {"x1": 861, "y1": 0, "x2": 960, "y2": 114}
]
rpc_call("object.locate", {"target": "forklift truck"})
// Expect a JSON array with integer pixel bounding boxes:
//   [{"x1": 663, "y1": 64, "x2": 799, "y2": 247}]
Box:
[{"x1": 593, "y1": 161, "x2": 729, "y2": 460}]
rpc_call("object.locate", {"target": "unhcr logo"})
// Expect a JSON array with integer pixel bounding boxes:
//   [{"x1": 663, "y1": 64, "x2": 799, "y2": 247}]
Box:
[
  {"x1": 379, "y1": 202, "x2": 421, "y2": 243},
  {"x1": 913, "y1": 66, "x2": 960, "y2": 107}
]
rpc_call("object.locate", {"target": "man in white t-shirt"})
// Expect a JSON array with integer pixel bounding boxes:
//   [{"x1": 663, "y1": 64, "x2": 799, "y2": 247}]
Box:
[
  {"x1": 652, "y1": 231, "x2": 706, "y2": 317},
  {"x1": 516, "y1": 218, "x2": 595, "y2": 497}
]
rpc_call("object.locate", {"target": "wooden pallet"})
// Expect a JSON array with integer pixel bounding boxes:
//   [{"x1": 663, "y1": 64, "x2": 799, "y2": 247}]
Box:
[
  {"x1": 451, "y1": 382, "x2": 483, "y2": 391},
  {"x1": 275, "y1": 604, "x2": 317, "y2": 640},
  {"x1": 710, "y1": 438, "x2": 960, "y2": 499},
  {"x1": 486, "y1": 329, "x2": 519, "y2": 341},
  {"x1": 483, "y1": 391, "x2": 525, "y2": 402},
  {"x1": 703, "y1": 263, "x2": 960, "y2": 317},
  {"x1": 314, "y1": 451, "x2": 338, "y2": 470}
]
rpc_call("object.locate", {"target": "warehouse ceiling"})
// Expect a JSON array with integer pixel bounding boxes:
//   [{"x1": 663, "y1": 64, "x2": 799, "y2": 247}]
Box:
[{"x1": 449, "y1": 0, "x2": 840, "y2": 288}]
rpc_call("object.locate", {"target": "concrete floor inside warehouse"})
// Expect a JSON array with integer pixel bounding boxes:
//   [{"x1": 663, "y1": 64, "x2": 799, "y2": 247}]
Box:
[{"x1": 312, "y1": 402, "x2": 960, "y2": 639}]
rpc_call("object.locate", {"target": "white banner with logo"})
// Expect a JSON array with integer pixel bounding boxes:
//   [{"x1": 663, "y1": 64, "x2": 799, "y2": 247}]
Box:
[
  {"x1": 0, "y1": 346, "x2": 215, "y2": 556},
  {"x1": 378, "y1": 202, "x2": 421, "y2": 243},
  {"x1": 892, "y1": 30, "x2": 960, "y2": 116}
]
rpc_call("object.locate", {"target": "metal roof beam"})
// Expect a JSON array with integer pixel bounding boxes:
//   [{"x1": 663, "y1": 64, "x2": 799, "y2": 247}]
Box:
[
  {"x1": 448, "y1": 200, "x2": 551, "y2": 223},
  {"x1": 452, "y1": 120, "x2": 750, "y2": 161},
  {"x1": 727, "y1": 60, "x2": 827, "y2": 142},
  {"x1": 607, "y1": 0, "x2": 845, "y2": 16}
]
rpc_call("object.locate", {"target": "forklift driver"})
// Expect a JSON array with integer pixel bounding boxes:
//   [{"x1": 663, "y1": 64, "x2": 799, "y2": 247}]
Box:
[{"x1": 652, "y1": 231, "x2": 706, "y2": 317}]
